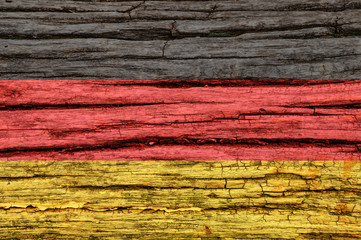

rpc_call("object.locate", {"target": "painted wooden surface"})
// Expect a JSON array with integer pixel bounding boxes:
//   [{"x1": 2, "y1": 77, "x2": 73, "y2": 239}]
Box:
[
  {"x1": 1, "y1": 160, "x2": 361, "y2": 239},
  {"x1": 1, "y1": 81, "x2": 361, "y2": 238},
  {"x1": 0, "y1": 0, "x2": 361, "y2": 79},
  {"x1": 1, "y1": 80, "x2": 361, "y2": 160},
  {"x1": 1, "y1": 0, "x2": 361, "y2": 239}
]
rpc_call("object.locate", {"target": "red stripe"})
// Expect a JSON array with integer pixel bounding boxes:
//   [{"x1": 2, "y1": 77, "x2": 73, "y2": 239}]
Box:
[{"x1": 1, "y1": 80, "x2": 360, "y2": 160}]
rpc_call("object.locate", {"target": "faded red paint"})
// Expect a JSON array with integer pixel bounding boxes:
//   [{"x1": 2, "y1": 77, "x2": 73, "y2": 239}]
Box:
[{"x1": 1, "y1": 80, "x2": 360, "y2": 160}]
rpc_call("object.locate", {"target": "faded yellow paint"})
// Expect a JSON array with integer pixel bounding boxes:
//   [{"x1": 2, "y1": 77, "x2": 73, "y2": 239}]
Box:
[
  {"x1": 0, "y1": 160, "x2": 360, "y2": 239},
  {"x1": 277, "y1": 165, "x2": 321, "y2": 179},
  {"x1": 342, "y1": 160, "x2": 359, "y2": 182}
]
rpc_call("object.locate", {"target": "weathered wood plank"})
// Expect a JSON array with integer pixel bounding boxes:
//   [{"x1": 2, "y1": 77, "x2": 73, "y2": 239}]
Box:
[
  {"x1": 1, "y1": 11, "x2": 360, "y2": 39},
  {"x1": 2, "y1": 58, "x2": 361, "y2": 79},
  {"x1": 1, "y1": 1, "x2": 361, "y2": 238},
  {"x1": 0, "y1": 0, "x2": 360, "y2": 79},
  {"x1": 1, "y1": 80, "x2": 360, "y2": 160},
  {"x1": 1, "y1": 160, "x2": 361, "y2": 239},
  {"x1": 1, "y1": 37, "x2": 361, "y2": 79},
  {"x1": 2, "y1": 0, "x2": 361, "y2": 12}
]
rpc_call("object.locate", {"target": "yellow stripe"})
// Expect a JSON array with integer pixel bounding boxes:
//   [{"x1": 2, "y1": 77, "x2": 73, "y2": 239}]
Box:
[{"x1": 1, "y1": 160, "x2": 361, "y2": 239}]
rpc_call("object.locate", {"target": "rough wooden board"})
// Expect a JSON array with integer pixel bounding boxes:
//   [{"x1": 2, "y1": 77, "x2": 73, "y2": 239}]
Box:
[
  {"x1": 3, "y1": 11, "x2": 360, "y2": 39},
  {"x1": 1, "y1": 37, "x2": 361, "y2": 79},
  {"x1": 1, "y1": 160, "x2": 361, "y2": 239},
  {"x1": 1, "y1": 80, "x2": 361, "y2": 160},
  {"x1": 0, "y1": 0, "x2": 361, "y2": 79},
  {"x1": 1, "y1": 1, "x2": 361, "y2": 238},
  {"x1": 2, "y1": 0, "x2": 361, "y2": 12}
]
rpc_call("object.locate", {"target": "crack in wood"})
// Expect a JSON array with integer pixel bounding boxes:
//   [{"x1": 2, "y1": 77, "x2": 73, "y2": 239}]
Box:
[{"x1": 1, "y1": 138, "x2": 361, "y2": 157}]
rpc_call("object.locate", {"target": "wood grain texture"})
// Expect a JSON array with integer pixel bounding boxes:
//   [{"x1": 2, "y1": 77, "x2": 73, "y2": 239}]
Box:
[
  {"x1": 0, "y1": 0, "x2": 361, "y2": 79},
  {"x1": 1, "y1": 80, "x2": 361, "y2": 160},
  {"x1": 1, "y1": 0, "x2": 361, "y2": 238},
  {"x1": 1, "y1": 160, "x2": 361, "y2": 239}
]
